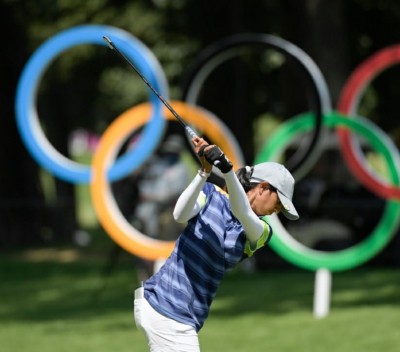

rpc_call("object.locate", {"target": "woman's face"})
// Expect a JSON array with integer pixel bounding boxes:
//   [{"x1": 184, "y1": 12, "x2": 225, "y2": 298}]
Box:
[{"x1": 250, "y1": 182, "x2": 283, "y2": 216}]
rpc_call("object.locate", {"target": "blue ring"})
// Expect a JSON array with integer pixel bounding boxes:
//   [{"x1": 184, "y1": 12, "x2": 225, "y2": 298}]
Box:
[{"x1": 15, "y1": 25, "x2": 167, "y2": 183}]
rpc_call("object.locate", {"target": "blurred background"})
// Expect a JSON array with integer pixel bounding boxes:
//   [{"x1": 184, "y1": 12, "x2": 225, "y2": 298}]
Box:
[{"x1": 1, "y1": 0, "x2": 400, "y2": 351}]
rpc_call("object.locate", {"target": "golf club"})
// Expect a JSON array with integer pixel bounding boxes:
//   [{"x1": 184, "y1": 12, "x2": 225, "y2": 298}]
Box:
[{"x1": 103, "y1": 35, "x2": 222, "y2": 167}]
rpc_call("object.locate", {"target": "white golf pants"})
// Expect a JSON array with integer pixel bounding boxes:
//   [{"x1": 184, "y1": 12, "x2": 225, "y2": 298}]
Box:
[{"x1": 134, "y1": 287, "x2": 200, "y2": 352}]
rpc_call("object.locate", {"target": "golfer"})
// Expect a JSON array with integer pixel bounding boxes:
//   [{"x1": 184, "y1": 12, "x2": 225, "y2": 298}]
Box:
[{"x1": 134, "y1": 136, "x2": 299, "y2": 351}]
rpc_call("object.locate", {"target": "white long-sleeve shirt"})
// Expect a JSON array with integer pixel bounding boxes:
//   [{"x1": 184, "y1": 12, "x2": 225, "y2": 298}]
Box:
[{"x1": 173, "y1": 170, "x2": 267, "y2": 245}]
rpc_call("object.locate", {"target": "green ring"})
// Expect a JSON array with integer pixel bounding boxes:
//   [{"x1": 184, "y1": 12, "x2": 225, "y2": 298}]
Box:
[{"x1": 255, "y1": 111, "x2": 400, "y2": 271}]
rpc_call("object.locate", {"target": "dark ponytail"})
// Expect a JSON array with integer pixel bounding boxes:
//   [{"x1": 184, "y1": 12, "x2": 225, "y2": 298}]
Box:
[{"x1": 235, "y1": 166, "x2": 258, "y2": 192}]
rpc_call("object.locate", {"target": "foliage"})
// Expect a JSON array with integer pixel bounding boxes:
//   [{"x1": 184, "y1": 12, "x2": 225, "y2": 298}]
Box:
[{"x1": 2, "y1": 0, "x2": 400, "y2": 247}]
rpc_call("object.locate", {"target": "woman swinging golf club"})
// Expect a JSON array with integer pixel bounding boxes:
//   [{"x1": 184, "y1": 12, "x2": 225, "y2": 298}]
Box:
[{"x1": 134, "y1": 136, "x2": 299, "y2": 351}]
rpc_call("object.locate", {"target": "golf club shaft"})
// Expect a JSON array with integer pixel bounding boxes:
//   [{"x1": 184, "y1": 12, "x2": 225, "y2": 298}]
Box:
[
  {"x1": 102, "y1": 36, "x2": 196, "y2": 138},
  {"x1": 103, "y1": 35, "x2": 223, "y2": 167}
]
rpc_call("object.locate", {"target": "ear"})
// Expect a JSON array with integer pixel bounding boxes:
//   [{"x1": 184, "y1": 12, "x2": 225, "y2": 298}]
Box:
[{"x1": 259, "y1": 182, "x2": 268, "y2": 194}]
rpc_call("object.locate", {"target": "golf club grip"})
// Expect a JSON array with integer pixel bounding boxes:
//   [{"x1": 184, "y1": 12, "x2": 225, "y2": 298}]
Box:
[{"x1": 184, "y1": 126, "x2": 197, "y2": 139}]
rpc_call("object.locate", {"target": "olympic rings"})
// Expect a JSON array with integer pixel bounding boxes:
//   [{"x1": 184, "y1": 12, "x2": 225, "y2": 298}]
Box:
[
  {"x1": 15, "y1": 24, "x2": 168, "y2": 184},
  {"x1": 15, "y1": 26, "x2": 400, "y2": 269},
  {"x1": 255, "y1": 111, "x2": 400, "y2": 271},
  {"x1": 182, "y1": 33, "x2": 332, "y2": 181},
  {"x1": 90, "y1": 101, "x2": 245, "y2": 260},
  {"x1": 337, "y1": 45, "x2": 400, "y2": 200}
]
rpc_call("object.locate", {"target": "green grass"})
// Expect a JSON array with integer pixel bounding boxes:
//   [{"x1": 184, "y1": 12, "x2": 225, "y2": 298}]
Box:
[{"x1": 1, "y1": 253, "x2": 400, "y2": 352}]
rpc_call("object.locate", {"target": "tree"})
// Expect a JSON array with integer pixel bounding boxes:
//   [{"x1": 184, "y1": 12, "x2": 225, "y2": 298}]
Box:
[
  {"x1": 1, "y1": 0, "x2": 400, "y2": 251},
  {"x1": 0, "y1": 1, "x2": 47, "y2": 247}
]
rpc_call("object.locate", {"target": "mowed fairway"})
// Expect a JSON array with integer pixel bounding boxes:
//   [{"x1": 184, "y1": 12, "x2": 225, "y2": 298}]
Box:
[{"x1": 1, "y1": 252, "x2": 400, "y2": 352}]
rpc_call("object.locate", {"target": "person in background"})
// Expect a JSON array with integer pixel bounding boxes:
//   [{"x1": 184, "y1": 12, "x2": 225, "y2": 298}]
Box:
[
  {"x1": 132, "y1": 134, "x2": 191, "y2": 277},
  {"x1": 134, "y1": 136, "x2": 299, "y2": 351}
]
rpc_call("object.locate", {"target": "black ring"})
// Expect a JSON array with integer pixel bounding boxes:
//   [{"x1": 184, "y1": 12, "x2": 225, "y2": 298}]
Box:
[{"x1": 181, "y1": 33, "x2": 332, "y2": 180}]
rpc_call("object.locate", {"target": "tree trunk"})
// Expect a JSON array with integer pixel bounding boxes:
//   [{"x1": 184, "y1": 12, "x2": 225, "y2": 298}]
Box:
[
  {"x1": 282, "y1": 0, "x2": 350, "y2": 104},
  {"x1": 0, "y1": 2, "x2": 76, "y2": 248}
]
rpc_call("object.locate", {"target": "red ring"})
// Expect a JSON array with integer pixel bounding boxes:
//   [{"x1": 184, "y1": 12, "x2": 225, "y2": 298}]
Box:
[{"x1": 337, "y1": 45, "x2": 400, "y2": 200}]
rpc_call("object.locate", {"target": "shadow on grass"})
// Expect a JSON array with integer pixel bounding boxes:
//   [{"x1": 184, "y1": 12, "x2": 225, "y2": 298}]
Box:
[
  {"x1": 1, "y1": 258, "x2": 399, "y2": 323},
  {"x1": 210, "y1": 266, "x2": 400, "y2": 318},
  {"x1": 0, "y1": 258, "x2": 139, "y2": 323}
]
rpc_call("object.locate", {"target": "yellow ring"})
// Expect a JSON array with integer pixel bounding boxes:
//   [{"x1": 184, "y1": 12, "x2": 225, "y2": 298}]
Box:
[{"x1": 90, "y1": 101, "x2": 244, "y2": 260}]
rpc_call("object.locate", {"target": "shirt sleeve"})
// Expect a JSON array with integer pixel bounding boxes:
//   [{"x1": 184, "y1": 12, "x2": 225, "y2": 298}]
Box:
[
  {"x1": 244, "y1": 218, "x2": 273, "y2": 257},
  {"x1": 223, "y1": 170, "x2": 271, "y2": 246},
  {"x1": 173, "y1": 172, "x2": 208, "y2": 223}
]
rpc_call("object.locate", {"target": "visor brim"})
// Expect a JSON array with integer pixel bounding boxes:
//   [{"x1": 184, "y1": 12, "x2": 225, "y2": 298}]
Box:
[{"x1": 277, "y1": 192, "x2": 299, "y2": 220}]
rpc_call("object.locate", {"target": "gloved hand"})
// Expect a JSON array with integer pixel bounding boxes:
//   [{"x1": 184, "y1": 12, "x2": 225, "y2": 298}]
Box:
[{"x1": 203, "y1": 146, "x2": 233, "y2": 173}]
